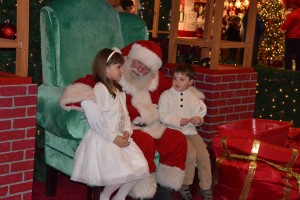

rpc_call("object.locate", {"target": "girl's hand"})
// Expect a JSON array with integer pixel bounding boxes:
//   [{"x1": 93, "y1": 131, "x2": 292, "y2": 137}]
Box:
[
  {"x1": 113, "y1": 135, "x2": 130, "y2": 148},
  {"x1": 180, "y1": 118, "x2": 190, "y2": 126},
  {"x1": 189, "y1": 116, "x2": 202, "y2": 125},
  {"x1": 123, "y1": 131, "x2": 130, "y2": 140}
]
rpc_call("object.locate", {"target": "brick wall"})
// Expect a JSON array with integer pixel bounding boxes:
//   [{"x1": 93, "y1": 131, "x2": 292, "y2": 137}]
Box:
[
  {"x1": 162, "y1": 64, "x2": 257, "y2": 141},
  {"x1": 0, "y1": 73, "x2": 37, "y2": 200}
]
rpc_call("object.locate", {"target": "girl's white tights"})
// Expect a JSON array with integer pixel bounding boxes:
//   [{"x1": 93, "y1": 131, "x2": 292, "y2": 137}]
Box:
[
  {"x1": 99, "y1": 180, "x2": 138, "y2": 200},
  {"x1": 100, "y1": 184, "x2": 120, "y2": 200}
]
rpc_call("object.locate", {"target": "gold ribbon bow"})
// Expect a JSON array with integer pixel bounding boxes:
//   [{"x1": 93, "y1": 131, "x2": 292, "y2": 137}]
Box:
[{"x1": 213, "y1": 137, "x2": 300, "y2": 200}]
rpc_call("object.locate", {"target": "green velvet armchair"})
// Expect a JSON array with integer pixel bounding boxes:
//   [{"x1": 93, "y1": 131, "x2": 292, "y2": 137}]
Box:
[{"x1": 36, "y1": 0, "x2": 148, "y2": 198}]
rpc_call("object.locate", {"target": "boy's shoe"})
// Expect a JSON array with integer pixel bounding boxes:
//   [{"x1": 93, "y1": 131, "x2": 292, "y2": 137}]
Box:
[
  {"x1": 200, "y1": 189, "x2": 212, "y2": 200},
  {"x1": 179, "y1": 185, "x2": 192, "y2": 200}
]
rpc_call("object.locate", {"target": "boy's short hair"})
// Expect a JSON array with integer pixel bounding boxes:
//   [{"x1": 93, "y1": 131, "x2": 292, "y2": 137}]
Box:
[{"x1": 174, "y1": 64, "x2": 196, "y2": 80}]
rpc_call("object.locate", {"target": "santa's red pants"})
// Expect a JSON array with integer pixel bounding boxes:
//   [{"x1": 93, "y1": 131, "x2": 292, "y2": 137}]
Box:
[{"x1": 131, "y1": 128, "x2": 187, "y2": 173}]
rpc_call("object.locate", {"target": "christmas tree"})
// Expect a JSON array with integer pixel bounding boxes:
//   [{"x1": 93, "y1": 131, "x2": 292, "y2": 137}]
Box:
[
  {"x1": 258, "y1": 0, "x2": 286, "y2": 66},
  {"x1": 0, "y1": 1, "x2": 51, "y2": 179},
  {"x1": 0, "y1": 0, "x2": 17, "y2": 75},
  {"x1": 0, "y1": 0, "x2": 51, "y2": 84},
  {"x1": 138, "y1": 0, "x2": 171, "y2": 38}
]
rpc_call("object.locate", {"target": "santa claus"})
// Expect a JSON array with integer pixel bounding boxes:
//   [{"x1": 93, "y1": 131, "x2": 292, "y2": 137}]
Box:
[{"x1": 60, "y1": 40, "x2": 203, "y2": 199}]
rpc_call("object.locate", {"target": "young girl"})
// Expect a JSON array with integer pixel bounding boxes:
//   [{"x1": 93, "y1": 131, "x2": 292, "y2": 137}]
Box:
[{"x1": 70, "y1": 48, "x2": 149, "y2": 200}]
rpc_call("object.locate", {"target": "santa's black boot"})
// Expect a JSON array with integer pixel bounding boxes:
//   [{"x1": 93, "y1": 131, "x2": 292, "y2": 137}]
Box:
[
  {"x1": 132, "y1": 198, "x2": 152, "y2": 200},
  {"x1": 155, "y1": 184, "x2": 174, "y2": 200}
]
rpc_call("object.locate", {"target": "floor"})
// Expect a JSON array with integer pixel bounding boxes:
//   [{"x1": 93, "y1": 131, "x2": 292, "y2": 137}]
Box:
[
  {"x1": 31, "y1": 147, "x2": 205, "y2": 200},
  {"x1": 32, "y1": 169, "x2": 202, "y2": 200}
]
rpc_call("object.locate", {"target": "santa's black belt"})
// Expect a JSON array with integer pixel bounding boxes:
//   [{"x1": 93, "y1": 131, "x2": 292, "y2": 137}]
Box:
[{"x1": 134, "y1": 123, "x2": 147, "y2": 127}]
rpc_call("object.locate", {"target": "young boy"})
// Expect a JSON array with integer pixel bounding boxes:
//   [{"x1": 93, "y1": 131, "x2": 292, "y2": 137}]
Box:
[{"x1": 158, "y1": 64, "x2": 212, "y2": 200}]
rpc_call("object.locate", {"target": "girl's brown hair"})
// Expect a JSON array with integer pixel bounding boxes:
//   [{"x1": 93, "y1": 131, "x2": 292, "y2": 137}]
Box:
[{"x1": 92, "y1": 48, "x2": 124, "y2": 98}]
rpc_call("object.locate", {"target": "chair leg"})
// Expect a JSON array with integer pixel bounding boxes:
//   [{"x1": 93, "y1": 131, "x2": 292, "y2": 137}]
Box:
[
  {"x1": 45, "y1": 165, "x2": 58, "y2": 197},
  {"x1": 87, "y1": 186, "x2": 100, "y2": 200}
]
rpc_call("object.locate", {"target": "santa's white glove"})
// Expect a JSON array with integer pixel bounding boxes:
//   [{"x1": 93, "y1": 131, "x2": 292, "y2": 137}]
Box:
[
  {"x1": 137, "y1": 103, "x2": 159, "y2": 125},
  {"x1": 132, "y1": 117, "x2": 143, "y2": 125},
  {"x1": 81, "y1": 100, "x2": 104, "y2": 132}
]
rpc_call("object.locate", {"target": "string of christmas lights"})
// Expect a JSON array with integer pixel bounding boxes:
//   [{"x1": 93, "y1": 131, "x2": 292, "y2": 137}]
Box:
[
  {"x1": 258, "y1": 0, "x2": 286, "y2": 66},
  {"x1": 255, "y1": 66, "x2": 300, "y2": 126},
  {"x1": 0, "y1": 0, "x2": 48, "y2": 83}
]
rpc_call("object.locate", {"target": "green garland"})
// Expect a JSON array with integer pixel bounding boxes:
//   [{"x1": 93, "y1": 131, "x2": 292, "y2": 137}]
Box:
[
  {"x1": 0, "y1": 0, "x2": 51, "y2": 84},
  {"x1": 254, "y1": 65, "x2": 300, "y2": 127}
]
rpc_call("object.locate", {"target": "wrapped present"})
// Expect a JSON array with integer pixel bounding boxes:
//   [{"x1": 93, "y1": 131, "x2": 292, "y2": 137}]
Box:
[
  {"x1": 212, "y1": 137, "x2": 300, "y2": 200},
  {"x1": 287, "y1": 128, "x2": 300, "y2": 149},
  {"x1": 218, "y1": 118, "x2": 292, "y2": 147}
]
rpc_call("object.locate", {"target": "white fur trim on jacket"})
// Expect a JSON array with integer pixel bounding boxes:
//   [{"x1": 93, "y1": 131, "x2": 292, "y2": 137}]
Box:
[
  {"x1": 155, "y1": 163, "x2": 185, "y2": 191},
  {"x1": 129, "y1": 173, "x2": 156, "y2": 199},
  {"x1": 148, "y1": 72, "x2": 159, "y2": 92},
  {"x1": 189, "y1": 86, "x2": 205, "y2": 101},
  {"x1": 59, "y1": 83, "x2": 96, "y2": 112},
  {"x1": 128, "y1": 85, "x2": 160, "y2": 125}
]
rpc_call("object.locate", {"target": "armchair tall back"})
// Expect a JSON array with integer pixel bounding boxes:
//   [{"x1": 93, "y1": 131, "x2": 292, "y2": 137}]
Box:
[
  {"x1": 37, "y1": 0, "x2": 148, "y2": 198},
  {"x1": 42, "y1": 0, "x2": 128, "y2": 87}
]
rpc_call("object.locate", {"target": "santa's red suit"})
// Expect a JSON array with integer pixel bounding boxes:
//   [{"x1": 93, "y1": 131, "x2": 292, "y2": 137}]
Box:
[{"x1": 60, "y1": 40, "x2": 187, "y2": 199}]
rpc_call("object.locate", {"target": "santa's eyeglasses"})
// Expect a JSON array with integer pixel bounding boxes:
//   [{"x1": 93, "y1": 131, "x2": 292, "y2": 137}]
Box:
[{"x1": 134, "y1": 60, "x2": 151, "y2": 74}]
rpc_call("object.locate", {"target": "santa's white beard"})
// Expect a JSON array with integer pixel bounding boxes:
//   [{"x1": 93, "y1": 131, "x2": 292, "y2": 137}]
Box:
[
  {"x1": 119, "y1": 57, "x2": 165, "y2": 138},
  {"x1": 121, "y1": 58, "x2": 156, "y2": 91}
]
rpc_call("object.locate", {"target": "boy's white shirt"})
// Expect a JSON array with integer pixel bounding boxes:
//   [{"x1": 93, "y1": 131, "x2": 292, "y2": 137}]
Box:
[{"x1": 158, "y1": 87, "x2": 207, "y2": 136}]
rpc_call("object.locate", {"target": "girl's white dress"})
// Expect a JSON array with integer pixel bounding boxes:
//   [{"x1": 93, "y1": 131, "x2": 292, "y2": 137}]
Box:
[{"x1": 71, "y1": 83, "x2": 149, "y2": 186}]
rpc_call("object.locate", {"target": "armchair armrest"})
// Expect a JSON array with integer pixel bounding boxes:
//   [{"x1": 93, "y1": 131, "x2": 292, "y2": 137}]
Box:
[{"x1": 37, "y1": 84, "x2": 89, "y2": 139}]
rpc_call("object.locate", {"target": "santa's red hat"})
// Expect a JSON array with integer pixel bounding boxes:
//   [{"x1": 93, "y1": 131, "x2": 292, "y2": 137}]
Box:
[{"x1": 121, "y1": 40, "x2": 162, "y2": 72}]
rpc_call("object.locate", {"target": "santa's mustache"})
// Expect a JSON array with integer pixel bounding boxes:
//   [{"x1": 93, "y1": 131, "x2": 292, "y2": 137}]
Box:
[{"x1": 130, "y1": 68, "x2": 143, "y2": 77}]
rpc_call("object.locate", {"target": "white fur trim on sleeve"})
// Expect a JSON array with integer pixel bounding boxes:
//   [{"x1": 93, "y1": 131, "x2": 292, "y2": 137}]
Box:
[
  {"x1": 189, "y1": 86, "x2": 205, "y2": 101},
  {"x1": 59, "y1": 83, "x2": 96, "y2": 112}
]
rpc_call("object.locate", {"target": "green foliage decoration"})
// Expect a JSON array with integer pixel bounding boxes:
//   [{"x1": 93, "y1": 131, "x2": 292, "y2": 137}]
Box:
[
  {"x1": 139, "y1": 0, "x2": 171, "y2": 38},
  {"x1": 0, "y1": 0, "x2": 51, "y2": 84},
  {"x1": 254, "y1": 66, "x2": 300, "y2": 127}
]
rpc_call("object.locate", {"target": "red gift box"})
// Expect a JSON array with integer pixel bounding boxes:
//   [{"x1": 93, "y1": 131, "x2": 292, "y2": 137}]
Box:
[
  {"x1": 218, "y1": 118, "x2": 292, "y2": 147},
  {"x1": 287, "y1": 128, "x2": 300, "y2": 149},
  {"x1": 212, "y1": 137, "x2": 300, "y2": 200}
]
